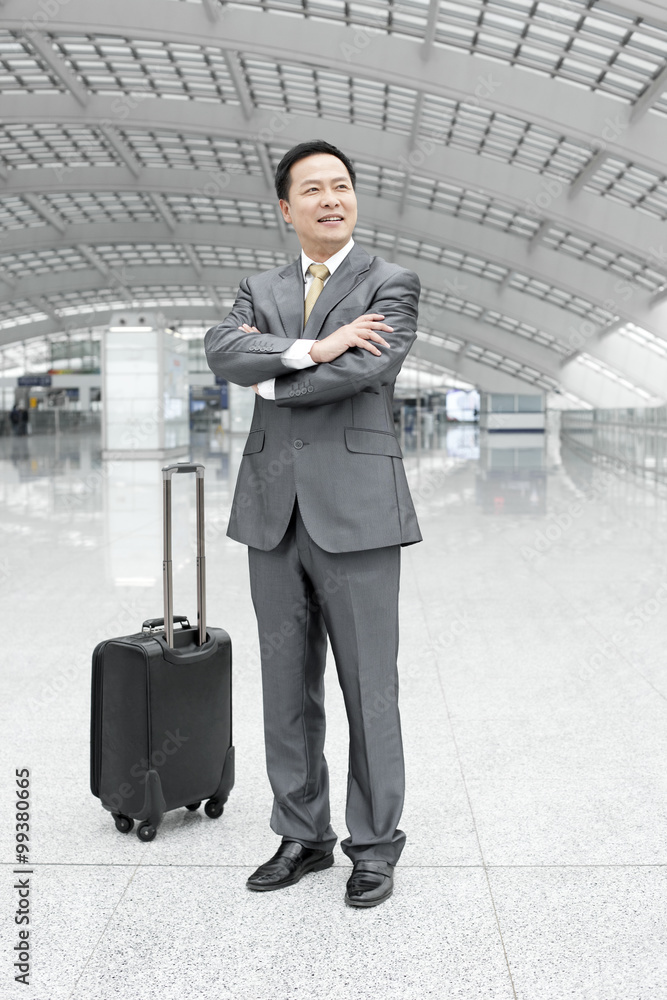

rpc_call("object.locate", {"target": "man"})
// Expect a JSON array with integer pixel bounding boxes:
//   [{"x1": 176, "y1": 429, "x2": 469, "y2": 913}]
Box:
[{"x1": 205, "y1": 140, "x2": 421, "y2": 908}]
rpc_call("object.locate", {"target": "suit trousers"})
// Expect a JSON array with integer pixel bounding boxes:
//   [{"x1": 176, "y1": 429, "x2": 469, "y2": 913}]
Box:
[{"x1": 247, "y1": 503, "x2": 406, "y2": 865}]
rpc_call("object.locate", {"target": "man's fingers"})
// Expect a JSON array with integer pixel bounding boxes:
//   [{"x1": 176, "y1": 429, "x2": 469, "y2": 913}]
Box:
[{"x1": 356, "y1": 330, "x2": 389, "y2": 347}]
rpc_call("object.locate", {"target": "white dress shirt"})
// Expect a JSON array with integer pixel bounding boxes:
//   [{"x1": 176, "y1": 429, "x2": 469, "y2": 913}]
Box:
[{"x1": 255, "y1": 238, "x2": 355, "y2": 400}]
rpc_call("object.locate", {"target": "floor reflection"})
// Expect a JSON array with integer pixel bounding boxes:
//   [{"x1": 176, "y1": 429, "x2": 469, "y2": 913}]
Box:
[{"x1": 476, "y1": 432, "x2": 547, "y2": 516}]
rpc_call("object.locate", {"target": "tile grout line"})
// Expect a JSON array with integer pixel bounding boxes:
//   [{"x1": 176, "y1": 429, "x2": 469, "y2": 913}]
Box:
[
  {"x1": 407, "y1": 551, "x2": 519, "y2": 1000},
  {"x1": 0, "y1": 861, "x2": 667, "y2": 871},
  {"x1": 64, "y1": 851, "x2": 149, "y2": 1000},
  {"x1": 2, "y1": 861, "x2": 666, "y2": 869}
]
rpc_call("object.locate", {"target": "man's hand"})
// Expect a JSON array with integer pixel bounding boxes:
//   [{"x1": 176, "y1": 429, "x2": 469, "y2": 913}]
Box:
[{"x1": 309, "y1": 314, "x2": 393, "y2": 364}]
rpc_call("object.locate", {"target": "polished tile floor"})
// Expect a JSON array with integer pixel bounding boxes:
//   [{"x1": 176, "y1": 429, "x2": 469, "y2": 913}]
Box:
[{"x1": 1, "y1": 422, "x2": 666, "y2": 1000}]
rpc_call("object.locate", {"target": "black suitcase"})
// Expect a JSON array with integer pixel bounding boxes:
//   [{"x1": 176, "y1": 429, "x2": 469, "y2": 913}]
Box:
[{"x1": 90, "y1": 462, "x2": 234, "y2": 841}]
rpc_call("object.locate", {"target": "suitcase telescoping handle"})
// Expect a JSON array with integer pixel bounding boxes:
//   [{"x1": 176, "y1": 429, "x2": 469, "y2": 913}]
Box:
[{"x1": 161, "y1": 462, "x2": 206, "y2": 648}]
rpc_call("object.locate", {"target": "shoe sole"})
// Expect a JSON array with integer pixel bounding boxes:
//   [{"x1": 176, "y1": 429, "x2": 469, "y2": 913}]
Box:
[
  {"x1": 344, "y1": 886, "x2": 393, "y2": 908},
  {"x1": 246, "y1": 853, "x2": 334, "y2": 892}
]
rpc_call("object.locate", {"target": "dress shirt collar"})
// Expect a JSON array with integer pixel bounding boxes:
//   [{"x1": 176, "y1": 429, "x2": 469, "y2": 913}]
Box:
[{"x1": 300, "y1": 238, "x2": 355, "y2": 282}]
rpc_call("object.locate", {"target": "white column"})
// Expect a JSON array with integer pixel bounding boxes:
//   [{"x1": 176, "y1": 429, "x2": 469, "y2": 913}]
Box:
[{"x1": 102, "y1": 311, "x2": 189, "y2": 460}]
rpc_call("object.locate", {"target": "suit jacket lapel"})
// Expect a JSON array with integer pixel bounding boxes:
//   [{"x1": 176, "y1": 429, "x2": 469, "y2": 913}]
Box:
[
  {"x1": 303, "y1": 243, "x2": 372, "y2": 339},
  {"x1": 273, "y1": 258, "x2": 305, "y2": 338}
]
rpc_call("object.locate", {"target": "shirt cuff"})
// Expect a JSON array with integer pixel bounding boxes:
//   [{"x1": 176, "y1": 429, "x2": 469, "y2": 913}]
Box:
[
  {"x1": 256, "y1": 379, "x2": 275, "y2": 400},
  {"x1": 282, "y1": 339, "x2": 317, "y2": 369}
]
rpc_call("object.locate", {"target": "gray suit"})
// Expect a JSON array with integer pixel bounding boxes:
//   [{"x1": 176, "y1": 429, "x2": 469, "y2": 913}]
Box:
[{"x1": 205, "y1": 242, "x2": 421, "y2": 864}]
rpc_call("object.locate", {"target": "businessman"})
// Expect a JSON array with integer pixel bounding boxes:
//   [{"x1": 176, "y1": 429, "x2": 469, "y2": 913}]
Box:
[{"x1": 205, "y1": 140, "x2": 421, "y2": 907}]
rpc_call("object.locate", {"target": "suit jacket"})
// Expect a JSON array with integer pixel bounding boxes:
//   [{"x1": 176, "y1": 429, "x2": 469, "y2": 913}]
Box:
[{"x1": 204, "y1": 242, "x2": 422, "y2": 553}]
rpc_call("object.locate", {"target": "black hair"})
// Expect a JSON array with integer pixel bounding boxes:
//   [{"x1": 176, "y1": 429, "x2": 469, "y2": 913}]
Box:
[{"x1": 274, "y1": 140, "x2": 356, "y2": 203}]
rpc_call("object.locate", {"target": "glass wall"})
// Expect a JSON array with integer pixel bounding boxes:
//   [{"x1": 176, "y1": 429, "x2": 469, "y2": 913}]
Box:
[{"x1": 561, "y1": 407, "x2": 667, "y2": 485}]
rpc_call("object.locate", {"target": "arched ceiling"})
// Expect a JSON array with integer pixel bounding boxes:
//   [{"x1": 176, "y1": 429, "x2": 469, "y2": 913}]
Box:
[{"x1": 1, "y1": 0, "x2": 666, "y2": 407}]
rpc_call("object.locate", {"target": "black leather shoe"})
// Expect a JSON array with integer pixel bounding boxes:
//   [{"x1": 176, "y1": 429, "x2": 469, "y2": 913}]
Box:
[
  {"x1": 246, "y1": 841, "x2": 334, "y2": 892},
  {"x1": 344, "y1": 860, "x2": 394, "y2": 907}
]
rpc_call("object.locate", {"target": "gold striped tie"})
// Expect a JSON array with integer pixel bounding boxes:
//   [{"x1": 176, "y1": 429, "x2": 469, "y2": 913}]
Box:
[{"x1": 304, "y1": 263, "x2": 330, "y2": 324}]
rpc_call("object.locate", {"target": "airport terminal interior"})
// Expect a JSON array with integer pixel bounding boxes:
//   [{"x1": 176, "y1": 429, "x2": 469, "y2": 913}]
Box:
[{"x1": 1, "y1": 1, "x2": 666, "y2": 997}]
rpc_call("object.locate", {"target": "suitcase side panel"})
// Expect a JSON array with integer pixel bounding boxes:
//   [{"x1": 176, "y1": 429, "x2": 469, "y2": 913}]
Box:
[
  {"x1": 90, "y1": 640, "x2": 107, "y2": 798},
  {"x1": 96, "y1": 640, "x2": 151, "y2": 816}
]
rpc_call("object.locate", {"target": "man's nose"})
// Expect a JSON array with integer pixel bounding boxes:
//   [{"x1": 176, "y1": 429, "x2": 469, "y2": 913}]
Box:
[{"x1": 320, "y1": 190, "x2": 340, "y2": 206}]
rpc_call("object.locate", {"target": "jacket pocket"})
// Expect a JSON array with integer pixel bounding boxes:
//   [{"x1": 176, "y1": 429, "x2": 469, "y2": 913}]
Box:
[
  {"x1": 344, "y1": 427, "x2": 403, "y2": 458},
  {"x1": 243, "y1": 429, "x2": 265, "y2": 455}
]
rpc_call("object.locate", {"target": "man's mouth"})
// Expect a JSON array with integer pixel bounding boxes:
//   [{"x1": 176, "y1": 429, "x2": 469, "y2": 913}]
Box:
[{"x1": 318, "y1": 216, "x2": 343, "y2": 224}]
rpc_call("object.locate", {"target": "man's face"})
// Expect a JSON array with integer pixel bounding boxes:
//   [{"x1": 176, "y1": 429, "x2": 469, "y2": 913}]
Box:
[{"x1": 279, "y1": 153, "x2": 357, "y2": 261}]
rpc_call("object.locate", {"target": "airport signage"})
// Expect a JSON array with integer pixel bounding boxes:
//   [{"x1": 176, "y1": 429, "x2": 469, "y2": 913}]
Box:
[{"x1": 18, "y1": 376, "x2": 52, "y2": 387}]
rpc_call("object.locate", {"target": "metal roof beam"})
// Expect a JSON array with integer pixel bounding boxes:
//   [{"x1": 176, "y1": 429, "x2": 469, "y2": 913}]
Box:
[
  {"x1": 420, "y1": 0, "x2": 440, "y2": 62},
  {"x1": 569, "y1": 149, "x2": 609, "y2": 199},
  {"x1": 0, "y1": 268, "x2": 17, "y2": 289},
  {"x1": 0, "y1": 264, "x2": 560, "y2": 375},
  {"x1": 201, "y1": 0, "x2": 221, "y2": 24},
  {"x1": 223, "y1": 50, "x2": 254, "y2": 121},
  {"x1": 99, "y1": 125, "x2": 142, "y2": 179},
  {"x1": 149, "y1": 192, "x2": 177, "y2": 231},
  {"x1": 0, "y1": 257, "x2": 579, "y2": 346},
  {"x1": 0, "y1": 214, "x2": 663, "y2": 340},
  {"x1": 421, "y1": 313, "x2": 560, "y2": 379},
  {"x1": 412, "y1": 339, "x2": 557, "y2": 396},
  {"x1": 184, "y1": 245, "x2": 203, "y2": 277},
  {"x1": 602, "y1": 1, "x2": 667, "y2": 24},
  {"x1": 4, "y1": 5, "x2": 665, "y2": 175},
  {"x1": 0, "y1": 306, "x2": 553, "y2": 396},
  {"x1": 2, "y1": 105, "x2": 664, "y2": 275},
  {"x1": 630, "y1": 64, "x2": 667, "y2": 123},
  {"x1": 22, "y1": 193, "x2": 67, "y2": 234},
  {"x1": 23, "y1": 30, "x2": 89, "y2": 108},
  {"x1": 76, "y1": 243, "x2": 133, "y2": 299}
]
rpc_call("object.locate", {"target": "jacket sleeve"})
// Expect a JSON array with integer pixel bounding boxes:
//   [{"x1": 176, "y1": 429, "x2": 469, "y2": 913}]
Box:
[
  {"x1": 204, "y1": 277, "x2": 300, "y2": 387},
  {"x1": 273, "y1": 268, "x2": 420, "y2": 408}
]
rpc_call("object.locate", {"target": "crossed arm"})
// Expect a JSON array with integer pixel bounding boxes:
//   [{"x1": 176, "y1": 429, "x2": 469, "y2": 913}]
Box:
[{"x1": 204, "y1": 268, "x2": 420, "y2": 407}]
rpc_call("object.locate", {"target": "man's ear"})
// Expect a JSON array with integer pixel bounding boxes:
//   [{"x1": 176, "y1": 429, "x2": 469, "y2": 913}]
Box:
[{"x1": 279, "y1": 198, "x2": 292, "y2": 225}]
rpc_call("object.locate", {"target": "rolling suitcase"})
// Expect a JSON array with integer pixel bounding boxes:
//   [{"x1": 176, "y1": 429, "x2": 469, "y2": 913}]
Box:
[{"x1": 90, "y1": 462, "x2": 234, "y2": 841}]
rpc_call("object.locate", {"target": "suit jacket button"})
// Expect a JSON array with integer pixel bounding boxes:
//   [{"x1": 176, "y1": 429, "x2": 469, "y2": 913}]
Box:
[
  {"x1": 289, "y1": 390, "x2": 295, "y2": 397},
  {"x1": 307, "y1": 386, "x2": 314, "y2": 392},
  {"x1": 293, "y1": 439, "x2": 304, "y2": 449}
]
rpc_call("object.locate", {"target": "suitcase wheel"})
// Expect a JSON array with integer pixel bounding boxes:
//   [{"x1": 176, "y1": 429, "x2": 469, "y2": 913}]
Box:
[
  {"x1": 204, "y1": 798, "x2": 223, "y2": 819},
  {"x1": 137, "y1": 822, "x2": 157, "y2": 842},
  {"x1": 113, "y1": 814, "x2": 134, "y2": 834},
  {"x1": 186, "y1": 802, "x2": 201, "y2": 812}
]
